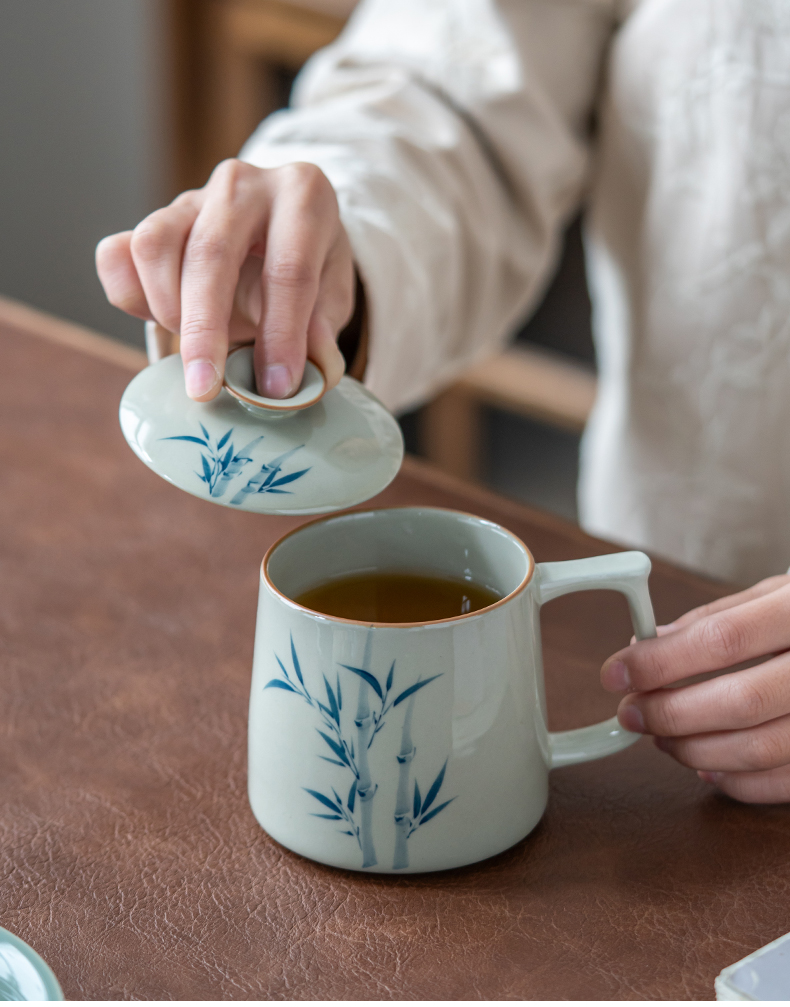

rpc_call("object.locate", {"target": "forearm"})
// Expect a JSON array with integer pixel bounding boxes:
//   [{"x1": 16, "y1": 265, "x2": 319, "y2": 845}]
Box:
[{"x1": 240, "y1": 0, "x2": 617, "y2": 411}]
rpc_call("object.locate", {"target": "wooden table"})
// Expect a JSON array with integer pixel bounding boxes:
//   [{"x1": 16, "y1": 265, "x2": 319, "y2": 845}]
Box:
[{"x1": 2, "y1": 298, "x2": 789, "y2": 1001}]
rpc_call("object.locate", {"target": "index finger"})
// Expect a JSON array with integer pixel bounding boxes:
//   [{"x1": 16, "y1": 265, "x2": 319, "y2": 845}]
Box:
[
  {"x1": 602, "y1": 581, "x2": 790, "y2": 692},
  {"x1": 179, "y1": 162, "x2": 265, "y2": 400},
  {"x1": 255, "y1": 164, "x2": 338, "y2": 397}
]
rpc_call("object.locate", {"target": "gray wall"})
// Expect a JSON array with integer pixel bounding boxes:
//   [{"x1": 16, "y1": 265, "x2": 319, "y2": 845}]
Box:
[{"x1": 0, "y1": 0, "x2": 168, "y2": 346}]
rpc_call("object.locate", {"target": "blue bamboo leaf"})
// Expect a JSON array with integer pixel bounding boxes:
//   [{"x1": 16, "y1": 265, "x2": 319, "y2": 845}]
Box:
[
  {"x1": 269, "y1": 468, "x2": 310, "y2": 488},
  {"x1": 331, "y1": 786, "x2": 344, "y2": 808},
  {"x1": 162, "y1": 435, "x2": 208, "y2": 446},
  {"x1": 260, "y1": 466, "x2": 281, "y2": 489},
  {"x1": 323, "y1": 675, "x2": 340, "y2": 724},
  {"x1": 216, "y1": 428, "x2": 232, "y2": 450},
  {"x1": 233, "y1": 435, "x2": 264, "y2": 462},
  {"x1": 350, "y1": 739, "x2": 355, "y2": 759},
  {"x1": 341, "y1": 830, "x2": 354, "y2": 836},
  {"x1": 197, "y1": 474, "x2": 207, "y2": 483},
  {"x1": 303, "y1": 788, "x2": 342, "y2": 814},
  {"x1": 201, "y1": 454, "x2": 213, "y2": 482},
  {"x1": 421, "y1": 760, "x2": 448, "y2": 815},
  {"x1": 199, "y1": 422, "x2": 210, "y2": 440},
  {"x1": 393, "y1": 674, "x2": 442, "y2": 708},
  {"x1": 348, "y1": 779, "x2": 357, "y2": 814},
  {"x1": 319, "y1": 756, "x2": 346, "y2": 768},
  {"x1": 418, "y1": 797, "x2": 455, "y2": 826},
  {"x1": 275, "y1": 654, "x2": 292, "y2": 684},
  {"x1": 413, "y1": 779, "x2": 422, "y2": 819},
  {"x1": 336, "y1": 674, "x2": 342, "y2": 711},
  {"x1": 340, "y1": 664, "x2": 383, "y2": 700},
  {"x1": 221, "y1": 444, "x2": 233, "y2": 469},
  {"x1": 317, "y1": 701, "x2": 333, "y2": 718},
  {"x1": 290, "y1": 636, "x2": 305, "y2": 687},
  {"x1": 266, "y1": 446, "x2": 303, "y2": 469},
  {"x1": 264, "y1": 679, "x2": 297, "y2": 693},
  {"x1": 311, "y1": 813, "x2": 343, "y2": 820},
  {"x1": 386, "y1": 661, "x2": 394, "y2": 692},
  {"x1": 262, "y1": 488, "x2": 290, "y2": 494},
  {"x1": 317, "y1": 730, "x2": 349, "y2": 766}
]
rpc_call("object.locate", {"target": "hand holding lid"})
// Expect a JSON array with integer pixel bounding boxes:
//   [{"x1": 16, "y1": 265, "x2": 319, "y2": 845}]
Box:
[{"x1": 120, "y1": 336, "x2": 403, "y2": 516}]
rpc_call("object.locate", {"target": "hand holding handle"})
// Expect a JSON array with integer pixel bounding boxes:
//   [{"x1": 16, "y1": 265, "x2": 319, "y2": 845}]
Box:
[{"x1": 536, "y1": 551, "x2": 657, "y2": 769}]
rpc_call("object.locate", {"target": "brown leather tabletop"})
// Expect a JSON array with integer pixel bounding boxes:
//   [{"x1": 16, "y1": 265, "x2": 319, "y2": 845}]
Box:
[{"x1": 2, "y1": 304, "x2": 789, "y2": 1001}]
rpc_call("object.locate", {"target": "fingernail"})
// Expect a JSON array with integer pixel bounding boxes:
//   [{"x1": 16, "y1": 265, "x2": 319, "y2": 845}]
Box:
[
  {"x1": 261, "y1": 364, "x2": 293, "y2": 398},
  {"x1": 619, "y1": 703, "x2": 645, "y2": 733},
  {"x1": 185, "y1": 359, "x2": 219, "y2": 399},
  {"x1": 602, "y1": 659, "x2": 631, "y2": 692},
  {"x1": 654, "y1": 736, "x2": 671, "y2": 752},
  {"x1": 698, "y1": 770, "x2": 722, "y2": 784}
]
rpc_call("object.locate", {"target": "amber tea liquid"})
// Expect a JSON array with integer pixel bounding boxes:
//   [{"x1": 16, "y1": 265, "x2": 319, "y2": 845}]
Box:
[{"x1": 295, "y1": 571, "x2": 502, "y2": 623}]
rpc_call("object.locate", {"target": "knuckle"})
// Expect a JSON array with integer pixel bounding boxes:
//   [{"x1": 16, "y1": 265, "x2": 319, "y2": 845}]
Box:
[
  {"x1": 210, "y1": 157, "x2": 247, "y2": 185},
  {"x1": 95, "y1": 233, "x2": 120, "y2": 261},
  {"x1": 171, "y1": 188, "x2": 199, "y2": 208},
  {"x1": 208, "y1": 158, "x2": 263, "y2": 199},
  {"x1": 742, "y1": 728, "x2": 789, "y2": 771},
  {"x1": 731, "y1": 676, "x2": 771, "y2": 724},
  {"x1": 178, "y1": 318, "x2": 220, "y2": 351},
  {"x1": 105, "y1": 288, "x2": 137, "y2": 312},
  {"x1": 266, "y1": 253, "x2": 317, "y2": 289},
  {"x1": 698, "y1": 613, "x2": 753, "y2": 666},
  {"x1": 279, "y1": 162, "x2": 335, "y2": 204},
  {"x1": 130, "y1": 219, "x2": 170, "y2": 262},
  {"x1": 626, "y1": 641, "x2": 669, "y2": 689},
  {"x1": 185, "y1": 232, "x2": 229, "y2": 266},
  {"x1": 653, "y1": 694, "x2": 686, "y2": 736}
]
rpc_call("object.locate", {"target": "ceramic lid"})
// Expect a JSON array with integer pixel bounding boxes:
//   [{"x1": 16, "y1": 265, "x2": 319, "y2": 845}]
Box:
[
  {"x1": 0, "y1": 927, "x2": 64, "y2": 1001},
  {"x1": 119, "y1": 348, "x2": 404, "y2": 516}
]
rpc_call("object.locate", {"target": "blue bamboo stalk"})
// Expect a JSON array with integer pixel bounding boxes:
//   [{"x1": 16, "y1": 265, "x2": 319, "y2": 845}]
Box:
[
  {"x1": 392, "y1": 687, "x2": 418, "y2": 870},
  {"x1": 354, "y1": 632, "x2": 377, "y2": 868}
]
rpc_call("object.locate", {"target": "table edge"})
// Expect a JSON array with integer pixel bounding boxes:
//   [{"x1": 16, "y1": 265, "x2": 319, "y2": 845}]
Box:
[
  {"x1": 0, "y1": 294, "x2": 734, "y2": 597},
  {"x1": 0, "y1": 294, "x2": 148, "y2": 372}
]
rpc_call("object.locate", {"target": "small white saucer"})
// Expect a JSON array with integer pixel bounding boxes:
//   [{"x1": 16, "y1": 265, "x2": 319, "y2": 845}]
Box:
[
  {"x1": 0, "y1": 927, "x2": 64, "y2": 1001},
  {"x1": 119, "y1": 354, "x2": 404, "y2": 515}
]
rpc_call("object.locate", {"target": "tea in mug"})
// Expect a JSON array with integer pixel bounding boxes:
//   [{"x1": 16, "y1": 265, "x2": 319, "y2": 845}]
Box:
[{"x1": 295, "y1": 571, "x2": 502, "y2": 623}]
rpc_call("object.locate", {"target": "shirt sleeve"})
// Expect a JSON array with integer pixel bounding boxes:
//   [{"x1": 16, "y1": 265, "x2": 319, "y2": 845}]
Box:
[{"x1": 240, "y1": 0, "x2": 617, "y2": 413}]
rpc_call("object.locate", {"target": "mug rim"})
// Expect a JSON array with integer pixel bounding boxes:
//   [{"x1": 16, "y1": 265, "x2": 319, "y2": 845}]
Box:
[{"x1": 261, "y1": 505, "x2": 536, "y2": 628}]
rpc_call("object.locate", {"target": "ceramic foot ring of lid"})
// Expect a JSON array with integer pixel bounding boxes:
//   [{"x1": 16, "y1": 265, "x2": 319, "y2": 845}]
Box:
[{"x1": 119, "y1": 345, "x2": 404, "y2": 515}]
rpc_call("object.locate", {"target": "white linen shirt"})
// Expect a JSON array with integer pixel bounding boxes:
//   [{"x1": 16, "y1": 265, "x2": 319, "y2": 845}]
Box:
[{"x1": 241, "y1": 0, "x2": 790, "y2": 585}]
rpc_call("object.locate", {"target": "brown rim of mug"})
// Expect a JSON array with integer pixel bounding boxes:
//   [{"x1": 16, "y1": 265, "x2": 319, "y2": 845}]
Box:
[
  {"x1": 222, "y1": 342, "x2": 327, "y2": 413},
  {"x1": 261, "y1": 505, "x2": 536, "y2": 628}
]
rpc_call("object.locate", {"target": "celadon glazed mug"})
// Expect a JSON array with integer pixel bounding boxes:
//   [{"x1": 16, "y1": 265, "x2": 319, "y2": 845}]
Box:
[{"x1": 248, "y1": 507, "x2": 657, "y2": 874}]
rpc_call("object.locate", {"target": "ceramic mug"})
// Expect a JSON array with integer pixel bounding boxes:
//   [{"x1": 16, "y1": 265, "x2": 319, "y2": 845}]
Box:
[{"x1": 248, "y1": 507, "x2": 656, "y2": 874}]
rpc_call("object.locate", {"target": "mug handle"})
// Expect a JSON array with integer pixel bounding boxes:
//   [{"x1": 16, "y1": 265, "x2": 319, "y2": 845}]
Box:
[{"x1": 536, "y1": 550, "x2": 657, "y2": 769}]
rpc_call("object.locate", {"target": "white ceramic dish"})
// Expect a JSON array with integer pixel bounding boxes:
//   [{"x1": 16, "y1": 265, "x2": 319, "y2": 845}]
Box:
[
  {"x1": 0, "y1": 927, "x2": 63, "y2": 1001},
  {"x1": 119, "y1": 353, "x2": 404, "y2": 515}
]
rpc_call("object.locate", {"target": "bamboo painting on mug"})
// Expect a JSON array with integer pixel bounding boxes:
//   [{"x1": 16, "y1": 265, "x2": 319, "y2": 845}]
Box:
[{"x1": 264, "y1": 637, "x2": 455, "y2": 870}]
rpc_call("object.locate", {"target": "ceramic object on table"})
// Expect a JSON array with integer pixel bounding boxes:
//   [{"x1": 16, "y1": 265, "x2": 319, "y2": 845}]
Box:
[
  {"x1": 248, "y1": 506, "x2": 657, "y2": 874},
  {"x1": 0, "y1": 927, "x2": 63, "y2": 1001},
  {"x1": 715, "y1": 930, "x2": 790, "y2": 1000},
  {"x1": 119, "y1": 346, "x2": 404, "y2": 515}
]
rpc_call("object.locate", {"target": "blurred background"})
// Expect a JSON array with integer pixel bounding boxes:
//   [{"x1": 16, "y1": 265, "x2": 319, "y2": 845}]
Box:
[{"x1": 0, "y1": 0, "x2": 595, "y2": 522}]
